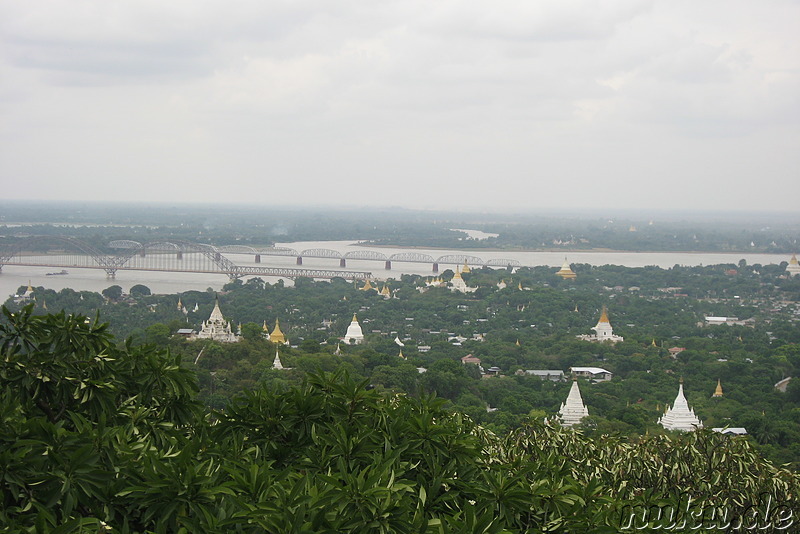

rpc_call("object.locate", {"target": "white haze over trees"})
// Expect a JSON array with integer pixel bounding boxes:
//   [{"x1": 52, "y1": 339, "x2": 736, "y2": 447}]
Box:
[{"x1": 0, "y1": 0, "x2": 798, "y2": 212}]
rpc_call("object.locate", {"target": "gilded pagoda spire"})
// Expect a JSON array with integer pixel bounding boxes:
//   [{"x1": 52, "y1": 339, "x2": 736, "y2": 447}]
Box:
[
  {"x1": 556, "y1": 258, "x2": 577, "y2": 279},
  {"x1": 598, "y1": 306, "x2": 610, "y2": 324},
  {"x1": 270, "y1": 319, "x2": 286, "y2": 344}
]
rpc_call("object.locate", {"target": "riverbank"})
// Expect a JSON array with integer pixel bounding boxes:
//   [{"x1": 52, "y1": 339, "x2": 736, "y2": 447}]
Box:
[{"x1": 355, "y1": 241, "x2": 788, "y2": 258}]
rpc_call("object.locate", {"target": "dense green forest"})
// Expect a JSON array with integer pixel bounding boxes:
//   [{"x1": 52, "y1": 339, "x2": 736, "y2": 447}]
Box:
[
  {"x1": 7, "y1": 259, "x2": 800, "y2": 472},
  {"x1": 1, "y1": 306, "x2": 798, "y2": 532}
]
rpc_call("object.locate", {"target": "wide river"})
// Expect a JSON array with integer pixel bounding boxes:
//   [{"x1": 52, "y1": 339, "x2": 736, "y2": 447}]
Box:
[{"x1": 0, "y1": 239, "x2": 792, "y2": 298}]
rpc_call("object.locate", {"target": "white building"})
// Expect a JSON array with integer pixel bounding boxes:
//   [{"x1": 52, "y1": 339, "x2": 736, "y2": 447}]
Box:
[
  {"x1": 659, "y1": 379, "x2": 703, "y2": 431},
  {"x1": 559, "y1": 377, "x2": 589, "y2": 427},
  {"x1": 576, "y1": 307, "x2": 624, "y2": 343},
  {"x1": 343, "y1": 313, "x2": 365, "y2": 344},
  {"x1": 712, "y1": 427, "x2": 747, "y2": 435},
  {"x1": 518, "y1": 370, "x2": 566, "y2": 382},
  {"x1": 569, "y1": 366, "x2": 613, "y2": 382},
  {"x1": 449, "y1": 268, "x2": 477, "y2": 294},
  {"x1": 13, "y1": 281, "x2": 35, "y2": 303},
  {"x1": 272, "y1": 350, "x2": 287, "y2": 370},
  {"x1": 194, "y1": 297, "x2": 240, "y2": 343},
  {"x1": 786, "y1": 254, "x2": 800, "y2": 276}
]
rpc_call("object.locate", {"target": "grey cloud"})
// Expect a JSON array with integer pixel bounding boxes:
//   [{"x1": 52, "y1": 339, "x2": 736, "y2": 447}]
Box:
[{"x1": 0, "y1": 0, "x2": 798, "y2": 212}]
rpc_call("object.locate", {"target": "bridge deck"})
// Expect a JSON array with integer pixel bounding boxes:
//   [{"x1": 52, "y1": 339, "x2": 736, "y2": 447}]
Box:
[{"x1": 3, "y1": 259, "x2": 372, "y2": 281}]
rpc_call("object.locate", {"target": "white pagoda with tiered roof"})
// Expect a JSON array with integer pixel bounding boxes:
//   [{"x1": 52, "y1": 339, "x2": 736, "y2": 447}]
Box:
[
  {"x1": 449, "y1": 267, "x2": 477, "y2": 294},
  {"x1": 195, "y1": 297, "x2": 240, "y2": 343},
  {"x1": 558, "y1": 377, "x2": 589, "y2": 427},
  {"x1": 576, "y1": 307, "x2": 624, "y2": 343},
  {"x1": 659, "y1": 378, "x2": 703, "y2": 431}
]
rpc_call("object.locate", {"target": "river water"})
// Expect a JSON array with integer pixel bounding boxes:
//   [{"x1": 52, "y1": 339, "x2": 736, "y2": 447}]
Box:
[{"x1": 1, "y1": 239, "x2": 792, "y2": 298}]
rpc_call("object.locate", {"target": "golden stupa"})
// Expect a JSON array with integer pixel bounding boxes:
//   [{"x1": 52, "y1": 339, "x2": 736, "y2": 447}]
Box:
[
  {"x1": 270, "y1": 319, "x2": 286, "y2": 344},
  {"x1": 555, "y1": 258, "x2": 577, "y2": 279}
]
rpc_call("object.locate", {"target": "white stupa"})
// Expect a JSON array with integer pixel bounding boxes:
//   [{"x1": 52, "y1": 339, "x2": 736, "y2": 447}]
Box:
[
  {"x1": 272, "y1": 350, "x2": 285, "y2": 370},
  {"x1": 449, "y1": 267, "x2": 477, "y2": 294},
  {"x1": 194, "y1": 297, "x2": 240, "y2": 343},
  {"x1": 343, "y1": 313, "x2": 364, "y2": 345},
  {"x1": 576, "y1": 306, "x2": 624, "y2": 343},
  {"x1": 659, "y1": 378, "x2": 703, "y2": 431},
  {"x1": 787, "y1": 254, "x2": 800, "y2": 276},
  {"x1": 558, "y1": 376, "x2": 590, "y2": 427}
]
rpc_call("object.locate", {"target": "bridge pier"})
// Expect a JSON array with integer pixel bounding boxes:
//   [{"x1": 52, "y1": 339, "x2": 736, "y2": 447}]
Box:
[
  {"x1": 139, "y1": 249, "x2": 146, "y2": 257},
  {"x1": 177, "y1": 251, "x2": 183, "y2": 260},
  {"x1": 340, "y1": 258, "x2": 346, "y2": 268},
  {"x1": 432, "y1": 262, "x2": 439, "y2": 273},
  {"x1": 296, "y1": 256, "x2": 303, "y2": 265},
  {"x1": 255, "y1": 254, "x2": 261, "y2": 263},
  {"x1": 385, "y1": 260, "x2": 391, "y2": 270}
]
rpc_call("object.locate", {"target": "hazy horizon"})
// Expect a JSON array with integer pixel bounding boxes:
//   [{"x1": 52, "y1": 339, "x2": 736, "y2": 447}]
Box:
[
  {"x1": 1, "y1": 1, "x2": 798, "y2": 212},
  {"x1": 3, "y1": 199, "x2": 800, "y2": 228}
]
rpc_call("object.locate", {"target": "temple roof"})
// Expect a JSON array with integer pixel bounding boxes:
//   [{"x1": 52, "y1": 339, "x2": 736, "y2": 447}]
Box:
[
  {"x1": 559, "y1": 377, "x2": 589, "y2": 427},
  {"x1": 659, "y1": 380, "x2": 703, "y2": 431},
  {"x1": 344, "y1": 313, "x2": 364, "y2": 343},
  {"x1": 208, "y1": 297, "x2": 225, "y2": 323},
  {"x1": 271, "y1": 319, "x2": 286, "y2": 344},
  {"x1": 556, "y1": 258, "x2": 577, "y2": 279},
  {"x1": 597, "y1": 306, "x2": 610, "y2": 325},
  {"x1": 272, "y1": 350, "x2": 284, "y2": 370}
]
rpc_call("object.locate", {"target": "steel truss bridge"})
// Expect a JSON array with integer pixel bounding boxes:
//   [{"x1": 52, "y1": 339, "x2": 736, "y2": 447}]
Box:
[
  {"x1": 0, "y1": 237, "x2": 373, "y2": 281},
  {"x1": 0, "y1": 237, "x2": 522, "y2": 280},
  {"x1": 166, "y1": 243, "x2": 522, "y2": 272}
]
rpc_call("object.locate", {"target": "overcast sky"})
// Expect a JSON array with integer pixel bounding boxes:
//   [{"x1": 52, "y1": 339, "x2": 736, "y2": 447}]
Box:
[{"x1": 1, "y1": 1, "x2": 798, "y2": 213}]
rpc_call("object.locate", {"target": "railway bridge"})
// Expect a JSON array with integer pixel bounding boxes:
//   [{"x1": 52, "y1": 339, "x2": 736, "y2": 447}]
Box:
[
  {"x1": 1, "y1": 237, "x2": 522, "y2": 280},
  {"x1": 0, "y1": 237, "x2": 373, "y2": 281}
]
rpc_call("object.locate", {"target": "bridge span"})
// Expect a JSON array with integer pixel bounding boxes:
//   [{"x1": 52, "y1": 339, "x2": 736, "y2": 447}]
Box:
[
  {"x1": 1, "y1": 237, "x2": 372, "y2": 281},
  {"x1": 159, "y1": 242, "x2": 522, "y2": 272}
]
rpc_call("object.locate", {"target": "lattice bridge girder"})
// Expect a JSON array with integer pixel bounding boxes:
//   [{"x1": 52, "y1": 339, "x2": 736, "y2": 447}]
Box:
[
  {"x1": 435, "y1": 254, "x2": 485, "y2": 266},
  {"x1": 0, "y1": 237, "x2": 373, "y2": 281},
  {"x1": 300, "y1": 248, "x2": 344, "y2": 259},
  {"x1": 388, "y1": 252, "x2": 437, "y2": 263},
  {"x1": 344, "y1": 250, "x2": 388, "y2": 261}
]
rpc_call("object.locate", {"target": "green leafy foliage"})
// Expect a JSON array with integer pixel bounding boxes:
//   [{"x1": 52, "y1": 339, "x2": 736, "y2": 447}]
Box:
[{"x1": 2, "y1": 307, "x2": 799, "y2": 532}]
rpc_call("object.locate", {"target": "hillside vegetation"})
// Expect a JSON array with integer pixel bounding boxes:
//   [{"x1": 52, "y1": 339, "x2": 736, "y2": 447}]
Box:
[{"x1": 1, "y1": 306, "x2": 798, "y2": 532}]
